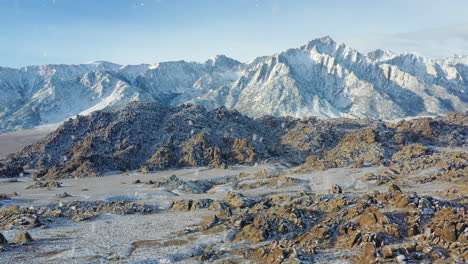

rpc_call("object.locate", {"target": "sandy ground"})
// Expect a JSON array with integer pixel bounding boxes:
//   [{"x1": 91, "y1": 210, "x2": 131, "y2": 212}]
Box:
[{"x1": 0, "y1": 124, "x2": 58, "y2": 158}]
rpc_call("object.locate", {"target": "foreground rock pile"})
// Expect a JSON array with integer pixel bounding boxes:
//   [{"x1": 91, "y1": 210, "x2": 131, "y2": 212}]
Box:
[
  {"x1": 176, "y1": 184, "x2": 466, "y2": 263},
  {"x1": 0, "y1": 102, "x2": 465, "y2": 179}
]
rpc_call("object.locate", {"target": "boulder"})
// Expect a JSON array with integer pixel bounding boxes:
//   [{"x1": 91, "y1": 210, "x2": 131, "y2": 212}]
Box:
[
  {"x1": 331, "y1": 184, "x2": 343, "y2": 194},
  {"x1": 382, "y1": 246, "x2": 392, "y2": 258},
  {"x1": 358, "y1": 206, "x2": 389, "y2": 229},
  {"x1": 360, "y1": 243, "x2": 377, "y2": 264},
  {"x1": 15, "y1": 231, "x2": 33, "y2": 243}
]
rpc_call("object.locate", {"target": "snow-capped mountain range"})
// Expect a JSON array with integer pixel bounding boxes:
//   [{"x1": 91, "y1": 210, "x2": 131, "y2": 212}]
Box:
[{"x1": 1, "y1": 36, "x2": 467, "y2": 132}]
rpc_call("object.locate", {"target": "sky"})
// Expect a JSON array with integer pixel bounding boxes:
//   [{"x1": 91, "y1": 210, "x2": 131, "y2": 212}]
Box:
[{"x1": 1, "y1": 0, "x2": 468, "y2": 68}]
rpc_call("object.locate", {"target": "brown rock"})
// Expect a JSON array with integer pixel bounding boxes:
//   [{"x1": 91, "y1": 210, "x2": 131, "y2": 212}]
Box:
[
  {"x1": 265, "y1": 246, "x2": 287, "y2": 263},
  {"x1": 234, "y1": 224, "x2": 266, "y2": 243},
  {"x1": 231, "y1": 138, "x2": 256, "y2": 164},
  {"x1": 8, "y1": 205, "x2": 20, "y2": 214},
  {"x1": 408, "y1": 224, "x2": 419, "y2": 236},
  {"x1": 140, "y1": 166, "x2": 151, "y2": 173},
  {"x1": 389, "y1": 184, "x2": 402, "y2": 195},
  {"x1": 26, "y1": 180, "x2": 62, "y2": 189},
  {"x1": 427, "y1": 207, "x2": 464, "y2": 243},
  {"x1": 351, "y1": 159, "x2": 365, "y2": 168},
  {"x1": 300, "y1": 155, "x2": 336, "y2": 171},
  {"x1": 392, "y1": 194, "x2": 410, "y2": 208},
  {"x1": 170, "y1": 200, "x2": 193, "y2": 211},
  {"x1": 15, "y1": 231, "x2": 33, "y2": 243},
  {"x1": 391, "y1": 144, "x2": 428, "y2": 160},
  {"x1": 441, "y1": 222, "x2": 457, "y2": 242},
  {"x1": 331, "y1": 184, "x2": 343, "y2": 194},
  {"x1": 71, "y1": 215, "x2": 92, "y2": 222},
  {"x1": 208, "y1": 201, "x2": 228, "y2": 211},
  {"x1": 358, "y1": 206, "x2": 389, "y2": 229},
  {"x1": 382, "y1": 246, "x2": 392, "y2": 258},
  {"x1": 422, "y1": 246, "x2": 432, "y2": 254},
  {"x1": 223, "y1": 192, "x2": 253, "y2": 208},
  {"x1": 360, "y1": 242, "x2": 377, "y2": 264},
  {"x1": 310, "y1": 224, "x2": 331, "y2": 239}
]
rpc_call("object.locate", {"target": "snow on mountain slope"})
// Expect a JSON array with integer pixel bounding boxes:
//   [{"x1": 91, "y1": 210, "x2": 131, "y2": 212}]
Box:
[
  {"x1": 0, "y1": 36, "x2": 467, "y2": 132},
  {"x1": 190, "y1": 36, "x2": 467, "y2": 119}
]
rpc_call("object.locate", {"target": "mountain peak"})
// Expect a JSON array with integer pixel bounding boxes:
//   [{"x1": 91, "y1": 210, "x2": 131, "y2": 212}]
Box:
[
  {"x1": 301, "y1": 36, "x2": 339, "y2": 53},
  {"x1": 317, "y1": 35, "x2": 335, "y2": 44},
  {"x1": 367, "y1": 49, "x2": 397, "y2": 62},
  {"x1": 309, "y1": 35, "x2": 336, "y2": 45},
  {"x1": 206, "y1": 55, "x2": 240, "y2": 68}
]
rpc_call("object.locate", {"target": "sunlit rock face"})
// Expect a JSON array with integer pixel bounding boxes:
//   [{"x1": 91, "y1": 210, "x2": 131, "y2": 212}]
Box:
[{"x1": 0, "y1": 36, "x2": 467, "y2": 132}]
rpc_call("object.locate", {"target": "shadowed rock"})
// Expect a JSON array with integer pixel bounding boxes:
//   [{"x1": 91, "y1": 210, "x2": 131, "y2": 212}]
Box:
[{"x1": 0, "y1": 233, "x2": 7, "y2": 244}]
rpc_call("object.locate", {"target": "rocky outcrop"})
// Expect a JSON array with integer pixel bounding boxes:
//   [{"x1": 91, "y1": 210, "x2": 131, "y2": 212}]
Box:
[
  {"x1": 422, "y1": 208, "x2": 466, "y2": 244},
  {"x1": 184, "y1": 183, "x2": 466, "y2": 263},
  {"x1": 0, "y1": 102, "x2": 466, "y2": 178}
]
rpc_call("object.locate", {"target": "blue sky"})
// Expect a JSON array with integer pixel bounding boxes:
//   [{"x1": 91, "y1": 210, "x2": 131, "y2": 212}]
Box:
[{"x1": 1, "y1": 0, "x2": 467, "y2": 67}]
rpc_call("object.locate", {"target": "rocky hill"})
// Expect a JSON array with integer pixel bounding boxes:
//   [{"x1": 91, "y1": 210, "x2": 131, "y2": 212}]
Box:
[
  {"x1": 1, "y1": 101, "x2": 466, "y2": 179},
  {"x1": 1, "y1": 36, "x2": 467, "y2": 132}
]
